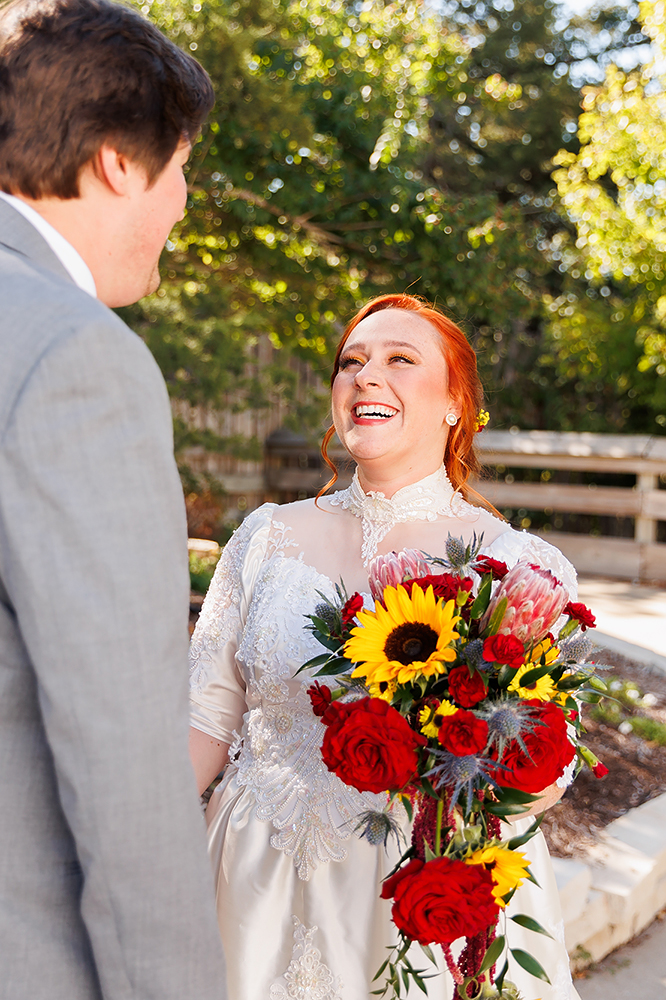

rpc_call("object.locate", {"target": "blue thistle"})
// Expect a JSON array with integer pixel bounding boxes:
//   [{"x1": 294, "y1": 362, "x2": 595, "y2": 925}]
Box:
[
  {"x1": 479, "y1": 700, "x2": 540, "y2": 760},
  {"x1": 425, "y1": 751, "x2": 500, "y2": 812},
  {"x1": 353, "y1": 809, "x2": 405, "y2": 850}
]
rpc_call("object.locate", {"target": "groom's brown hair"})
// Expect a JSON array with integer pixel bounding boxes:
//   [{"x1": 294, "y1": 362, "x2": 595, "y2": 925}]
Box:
[{"x1": 0, "y1": 0, "x2": 214, "y2": 198}]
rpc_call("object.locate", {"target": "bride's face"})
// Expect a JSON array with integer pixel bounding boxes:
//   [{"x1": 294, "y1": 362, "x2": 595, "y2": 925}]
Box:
[{"x1": 331, "y1": 309, "x2": 460, "y2": 479}]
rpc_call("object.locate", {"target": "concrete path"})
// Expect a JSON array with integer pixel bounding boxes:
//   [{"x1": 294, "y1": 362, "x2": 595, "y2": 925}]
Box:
[
  {"x1": 576, "y1": 575, "x2": 666, "y2": 670},
  {"x1": 576, "y1": 911, "x2": 666, "y2": 999}
]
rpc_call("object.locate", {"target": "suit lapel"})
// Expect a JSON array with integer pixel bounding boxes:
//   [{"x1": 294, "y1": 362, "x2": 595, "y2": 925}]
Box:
[{"x1": 0, "y1": 196, "x2": 75, "y2": 285}]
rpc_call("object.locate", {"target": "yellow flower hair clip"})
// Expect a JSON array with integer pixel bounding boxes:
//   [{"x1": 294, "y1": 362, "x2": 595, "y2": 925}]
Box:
[{"x1": 475, "y1": 409, "x2": 490, "y2": 433}]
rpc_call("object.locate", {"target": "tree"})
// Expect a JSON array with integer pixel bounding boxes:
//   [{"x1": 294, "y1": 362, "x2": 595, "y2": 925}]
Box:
[{"x1": 553, "y1": 0, "x2": 666, "y2": 427}]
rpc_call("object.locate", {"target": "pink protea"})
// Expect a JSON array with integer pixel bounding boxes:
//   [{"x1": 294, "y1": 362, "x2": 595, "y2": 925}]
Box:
[
  {"x1": 481, "y1": 560, "x2": 569, "y2": 646},
  {"x1": 368, "y1": 549, "x2": 431, "y2": 602}
]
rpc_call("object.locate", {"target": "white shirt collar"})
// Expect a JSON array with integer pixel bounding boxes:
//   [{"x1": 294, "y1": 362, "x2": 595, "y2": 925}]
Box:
[{"x1": 0, "y1": 191, "x2": 97, "y2": 298}]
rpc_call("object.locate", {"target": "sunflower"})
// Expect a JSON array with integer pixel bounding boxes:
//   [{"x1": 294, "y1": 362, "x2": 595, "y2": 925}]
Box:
[
  {"x1": 345, "y1": 585, "x2": 460, "y2": 685},
  {"x1": 419, "y1": 699, "x2": 458, "y2": 738},
  {"x1": 465, "y1": 845, "x2": 531, "y2": 906}
]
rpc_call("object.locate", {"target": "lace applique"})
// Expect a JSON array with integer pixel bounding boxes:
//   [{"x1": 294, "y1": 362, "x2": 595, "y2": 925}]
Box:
[
  {"x1": 189, "y1": 508, "x2": 270, "y2": 691},
  {"x1": 329, "y1": 465, "x2": 479, "y2": 565},
  {"x1": 233, "y1": 557, "x2": 386, "y2": 880},
  {"x1": 269, "y1": 916, "x2": 343, "y2": 1000},
  {"x1": 267, "y1": 518, "x2": 301, "y2": 560}
]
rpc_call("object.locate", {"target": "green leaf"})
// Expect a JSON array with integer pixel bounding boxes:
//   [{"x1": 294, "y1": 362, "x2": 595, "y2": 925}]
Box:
[
  {"x1": 469, "y1": 573, "x2": 493, "y2": 619},
  {"x1": 506, "y1": 815, "x2": 543, "y2": 850},
  {"x1": 494, "y1": 786, "x2": 541, "y2": 805},
  {"x1": 478, "y1": 934, "x2": 505, "y2": 974},
  {"x1": 419, "y1": 943, "x2": 436, "y2": 965},
  {"x1": 402, "y1": 797, "x2": 413, "y2": 823},
  {"x1": 295, "y1": 652, "x2": 336, "y2": 674},
  {"x1": 495, "y1": 958, "x2": 509, "y2": 993},
  {"x1": 510, "y1": 914, "x2": 554, "y2": 939},
  {"x1": 315, "y1": 656, "x2": 353, "y2": 676},
  {"x1": 485, "y1": 596, "x2": 508, "y2": 636},
  {"x1": 497, "y1": 664, "x2": 516, "y2": 690},
  {"x1": 519, "y1": 661, "x2": 556, "y2": 687},
  {"x1": 484, "y1": 801, "x2": 534, "y2": 817},
  {"x1": 510, "y1": 948, "x2": 551, "y2": 984}
]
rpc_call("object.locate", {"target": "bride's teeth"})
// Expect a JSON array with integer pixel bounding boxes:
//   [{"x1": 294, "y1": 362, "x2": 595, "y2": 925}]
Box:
[{"x1": 354, "y1": 404, "x2": 396, "y2": 418}]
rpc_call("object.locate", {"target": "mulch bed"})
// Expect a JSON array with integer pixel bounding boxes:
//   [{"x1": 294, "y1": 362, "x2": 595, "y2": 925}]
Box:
[
  {"x1": 190, "y1": 594, "x2": 666, "y2": 859},
  {"x1": 542, "y1": 647, "x2": 666, "y2": 858}
]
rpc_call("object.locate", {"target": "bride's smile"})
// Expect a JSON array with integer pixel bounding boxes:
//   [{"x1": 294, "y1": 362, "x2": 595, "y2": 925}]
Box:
[{"x1": 332, "y1": 308, "x2": 461, "y2": 493}]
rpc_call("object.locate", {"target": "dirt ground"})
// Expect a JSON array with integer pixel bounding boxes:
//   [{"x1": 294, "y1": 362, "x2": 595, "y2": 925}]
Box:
[{"x1": 542, "y1": 647, "x2": 666, "y2": 858}]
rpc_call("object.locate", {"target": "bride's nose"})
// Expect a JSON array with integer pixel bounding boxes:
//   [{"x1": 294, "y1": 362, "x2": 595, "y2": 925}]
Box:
[{"x1": 353, "y1": 361, "x2": 383, "y2": 389}]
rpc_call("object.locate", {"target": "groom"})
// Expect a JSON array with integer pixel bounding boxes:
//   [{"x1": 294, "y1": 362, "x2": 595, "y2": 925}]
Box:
[{"x1": 0, "y1": 1, "x2": 227, "y2": 998}]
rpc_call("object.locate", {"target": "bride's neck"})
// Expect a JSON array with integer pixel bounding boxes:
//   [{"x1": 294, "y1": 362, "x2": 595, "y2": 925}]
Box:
[{"x1": 355, "y1": 459, "x2": 444, "y2": 498}]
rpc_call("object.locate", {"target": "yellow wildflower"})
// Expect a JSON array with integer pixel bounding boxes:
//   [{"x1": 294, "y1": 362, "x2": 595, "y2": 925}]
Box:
[
  {"x1": 418, "y1": 699, "x2": 458, "y2": 738},
  {"x1": 466, "y1": 845, "x2": 531, "y2": 906}
]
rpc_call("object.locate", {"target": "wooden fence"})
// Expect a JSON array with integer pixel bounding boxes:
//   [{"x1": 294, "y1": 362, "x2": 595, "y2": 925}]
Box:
[
  {"x1": 186, "y1": 429, "x2": 666, "y2": 583},
  {"x1": 474, "y1": 430, "x2": 666, "y2": 584}
]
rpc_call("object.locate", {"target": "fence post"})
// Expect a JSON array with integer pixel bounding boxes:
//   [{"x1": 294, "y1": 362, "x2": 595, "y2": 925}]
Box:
[{"x1": 635, "y1": 473, "x2": 658, "y2": 545}]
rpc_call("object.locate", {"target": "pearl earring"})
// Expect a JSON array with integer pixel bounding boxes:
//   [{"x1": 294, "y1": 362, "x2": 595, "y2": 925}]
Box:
[{"x1": 445, "y1": 413, "x2": 458, "y2": 426}]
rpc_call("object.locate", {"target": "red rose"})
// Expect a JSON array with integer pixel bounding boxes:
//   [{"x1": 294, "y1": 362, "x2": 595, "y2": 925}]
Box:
[
  {"x1": 438, "y1": 709, "x2": 489, "y2": 756},
  {"x1": 564, "y1": 602, "x2": 596, "y2": 631},
  {"x1": 380, "y1": 857, "x2": 424, "y2": 899},
  {"x1": 447, "y1": 666, "x2": 488, "y2": 708},
  {"x1": 383, "y1": 855, "x2": 498, "y2": 945},
  {"x1": 321, "y1": 697, "x2": 426, "y2": 794},
  {"x1": 341, "y1": 592, "x2": 364, "y2": 626},
  {"x1": 593, "y1": 761, "x2": 609, "y2": 779},
  {"x1": 483, "y1": 634, "x2": 525, "y2": 670},
  {"x1": 496, "y1": 700, "x2": 575, "y2": 794},
  {"x1": 403, "y1": 574, "x2": 473, "y2": 604},
  {"x1": 308, "y1": 682, "x2": 332, "y2": 717},
  {"x1": 474, "y1": 556, "x2": 508, "y2": 580}
]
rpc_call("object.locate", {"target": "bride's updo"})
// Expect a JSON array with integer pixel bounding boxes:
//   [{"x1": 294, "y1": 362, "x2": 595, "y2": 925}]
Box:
[{"x1": 321, "y1": 293, "x2": 486, "y2": 503}]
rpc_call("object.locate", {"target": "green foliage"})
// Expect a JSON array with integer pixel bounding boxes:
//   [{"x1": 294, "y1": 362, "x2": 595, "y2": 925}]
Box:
[
  {"x1": 553, "y1": 0, "x2": 666, "y2": 421},
  {"x1": 189, "y1": 547, "x2": 221, "y2": 593},
  {"x1": 123, "y1": 0, "x2": 665, "y2": 493}
]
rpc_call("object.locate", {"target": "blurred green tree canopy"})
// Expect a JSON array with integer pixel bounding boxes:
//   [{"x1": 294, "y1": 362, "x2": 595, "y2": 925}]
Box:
[
  {"x1": 554, "y1": 0, "x2": 666, "y2": 424},
  {"x1": 121, "y1": 0, "x2": 665, "y2": 478}
]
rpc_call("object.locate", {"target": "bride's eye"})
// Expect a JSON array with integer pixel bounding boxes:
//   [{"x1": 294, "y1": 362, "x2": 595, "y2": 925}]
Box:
[
  {"x1": 389, "y1": 354, "x2": 415, "y2": 364},
  {"x1": 339, "y1": 356, "x2": 363, "y2": 369}
]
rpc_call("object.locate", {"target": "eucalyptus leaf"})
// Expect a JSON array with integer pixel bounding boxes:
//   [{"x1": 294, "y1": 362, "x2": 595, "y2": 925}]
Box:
[
  {"x1": 510, "y1": 914, "x2": 554, "y2": 939},
  {"x1": 509, "y1": 948, "x2": 551, "y2": 984},
  {"x1": 478, "y1": 934, "x2": 505, "y2": 974}
]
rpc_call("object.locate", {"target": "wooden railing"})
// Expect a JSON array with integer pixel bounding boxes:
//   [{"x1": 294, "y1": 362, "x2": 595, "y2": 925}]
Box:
[
  {"x1": 188, "y1": 429, "x2": 666, "y2": 583},
  {"x1": 474, "y1": 430, "x2": 666, "y2": 583}
]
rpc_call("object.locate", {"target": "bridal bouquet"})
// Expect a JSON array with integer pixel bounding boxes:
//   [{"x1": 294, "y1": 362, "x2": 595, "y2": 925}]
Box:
[{"x1": 298, "y1": 537, "x2": 607, "y2": 1000}]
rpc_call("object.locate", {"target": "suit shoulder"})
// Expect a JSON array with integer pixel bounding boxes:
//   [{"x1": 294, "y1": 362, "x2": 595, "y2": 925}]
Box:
[{"x1": 0, "y1": 251, "x2": 162, "y2": 432}]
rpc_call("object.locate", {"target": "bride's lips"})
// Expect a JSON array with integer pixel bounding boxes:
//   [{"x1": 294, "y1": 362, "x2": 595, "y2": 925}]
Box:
[{"x1": 351, "y1": 402, "x2": 399, "y2": 425}]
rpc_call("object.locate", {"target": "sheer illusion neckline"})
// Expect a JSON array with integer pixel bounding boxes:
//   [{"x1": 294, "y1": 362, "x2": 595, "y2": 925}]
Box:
[{"x1": 328, "y1": 465, "x2": 481, "y2": 565}]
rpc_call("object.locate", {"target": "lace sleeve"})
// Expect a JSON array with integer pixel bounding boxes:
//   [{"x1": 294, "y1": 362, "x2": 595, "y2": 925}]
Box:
[
  {"x1": 189, "y1": 504, "x2": 274, "y2": 744},
  {"x1": 485, "y1": 529, "x2": 577, "y2": 600}
]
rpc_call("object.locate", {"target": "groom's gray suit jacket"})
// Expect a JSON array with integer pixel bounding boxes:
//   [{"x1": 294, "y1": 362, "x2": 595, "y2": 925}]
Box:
[{"x1": 0, "y1": 198, "x2": 226, "y2": 999}]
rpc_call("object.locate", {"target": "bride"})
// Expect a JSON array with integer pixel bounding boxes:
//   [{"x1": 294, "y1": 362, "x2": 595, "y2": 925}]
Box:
[{"x1": 189, "y1": 293, "x2": 582, "y2": 1000}]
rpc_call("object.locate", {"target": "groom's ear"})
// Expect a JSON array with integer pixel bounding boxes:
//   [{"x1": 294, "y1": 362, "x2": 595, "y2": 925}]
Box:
[{"x1": 87, "y1": 145, "x2": 146, "y2": 198}]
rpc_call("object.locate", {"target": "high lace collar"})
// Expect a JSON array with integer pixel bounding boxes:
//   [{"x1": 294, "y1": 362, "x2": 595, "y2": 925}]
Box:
[{"x1": 329, "y1": 465, "x2": 477, "y2": 565}]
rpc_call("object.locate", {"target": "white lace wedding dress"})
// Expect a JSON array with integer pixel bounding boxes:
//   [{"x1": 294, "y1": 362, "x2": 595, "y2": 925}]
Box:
[{"x1": 189, "y1": 469, "x2": 582, "y2": 1000}]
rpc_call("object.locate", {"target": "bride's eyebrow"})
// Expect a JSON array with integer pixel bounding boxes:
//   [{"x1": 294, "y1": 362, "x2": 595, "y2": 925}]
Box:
[{"x1": 342, "y1": 340, "x2": 423, "y2": 355}]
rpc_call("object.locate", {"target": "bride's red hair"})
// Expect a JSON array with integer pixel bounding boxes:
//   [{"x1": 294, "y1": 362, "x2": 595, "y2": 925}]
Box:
[{"x1": 318, "y1": 293, "x2": 498, "y2": 513}]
